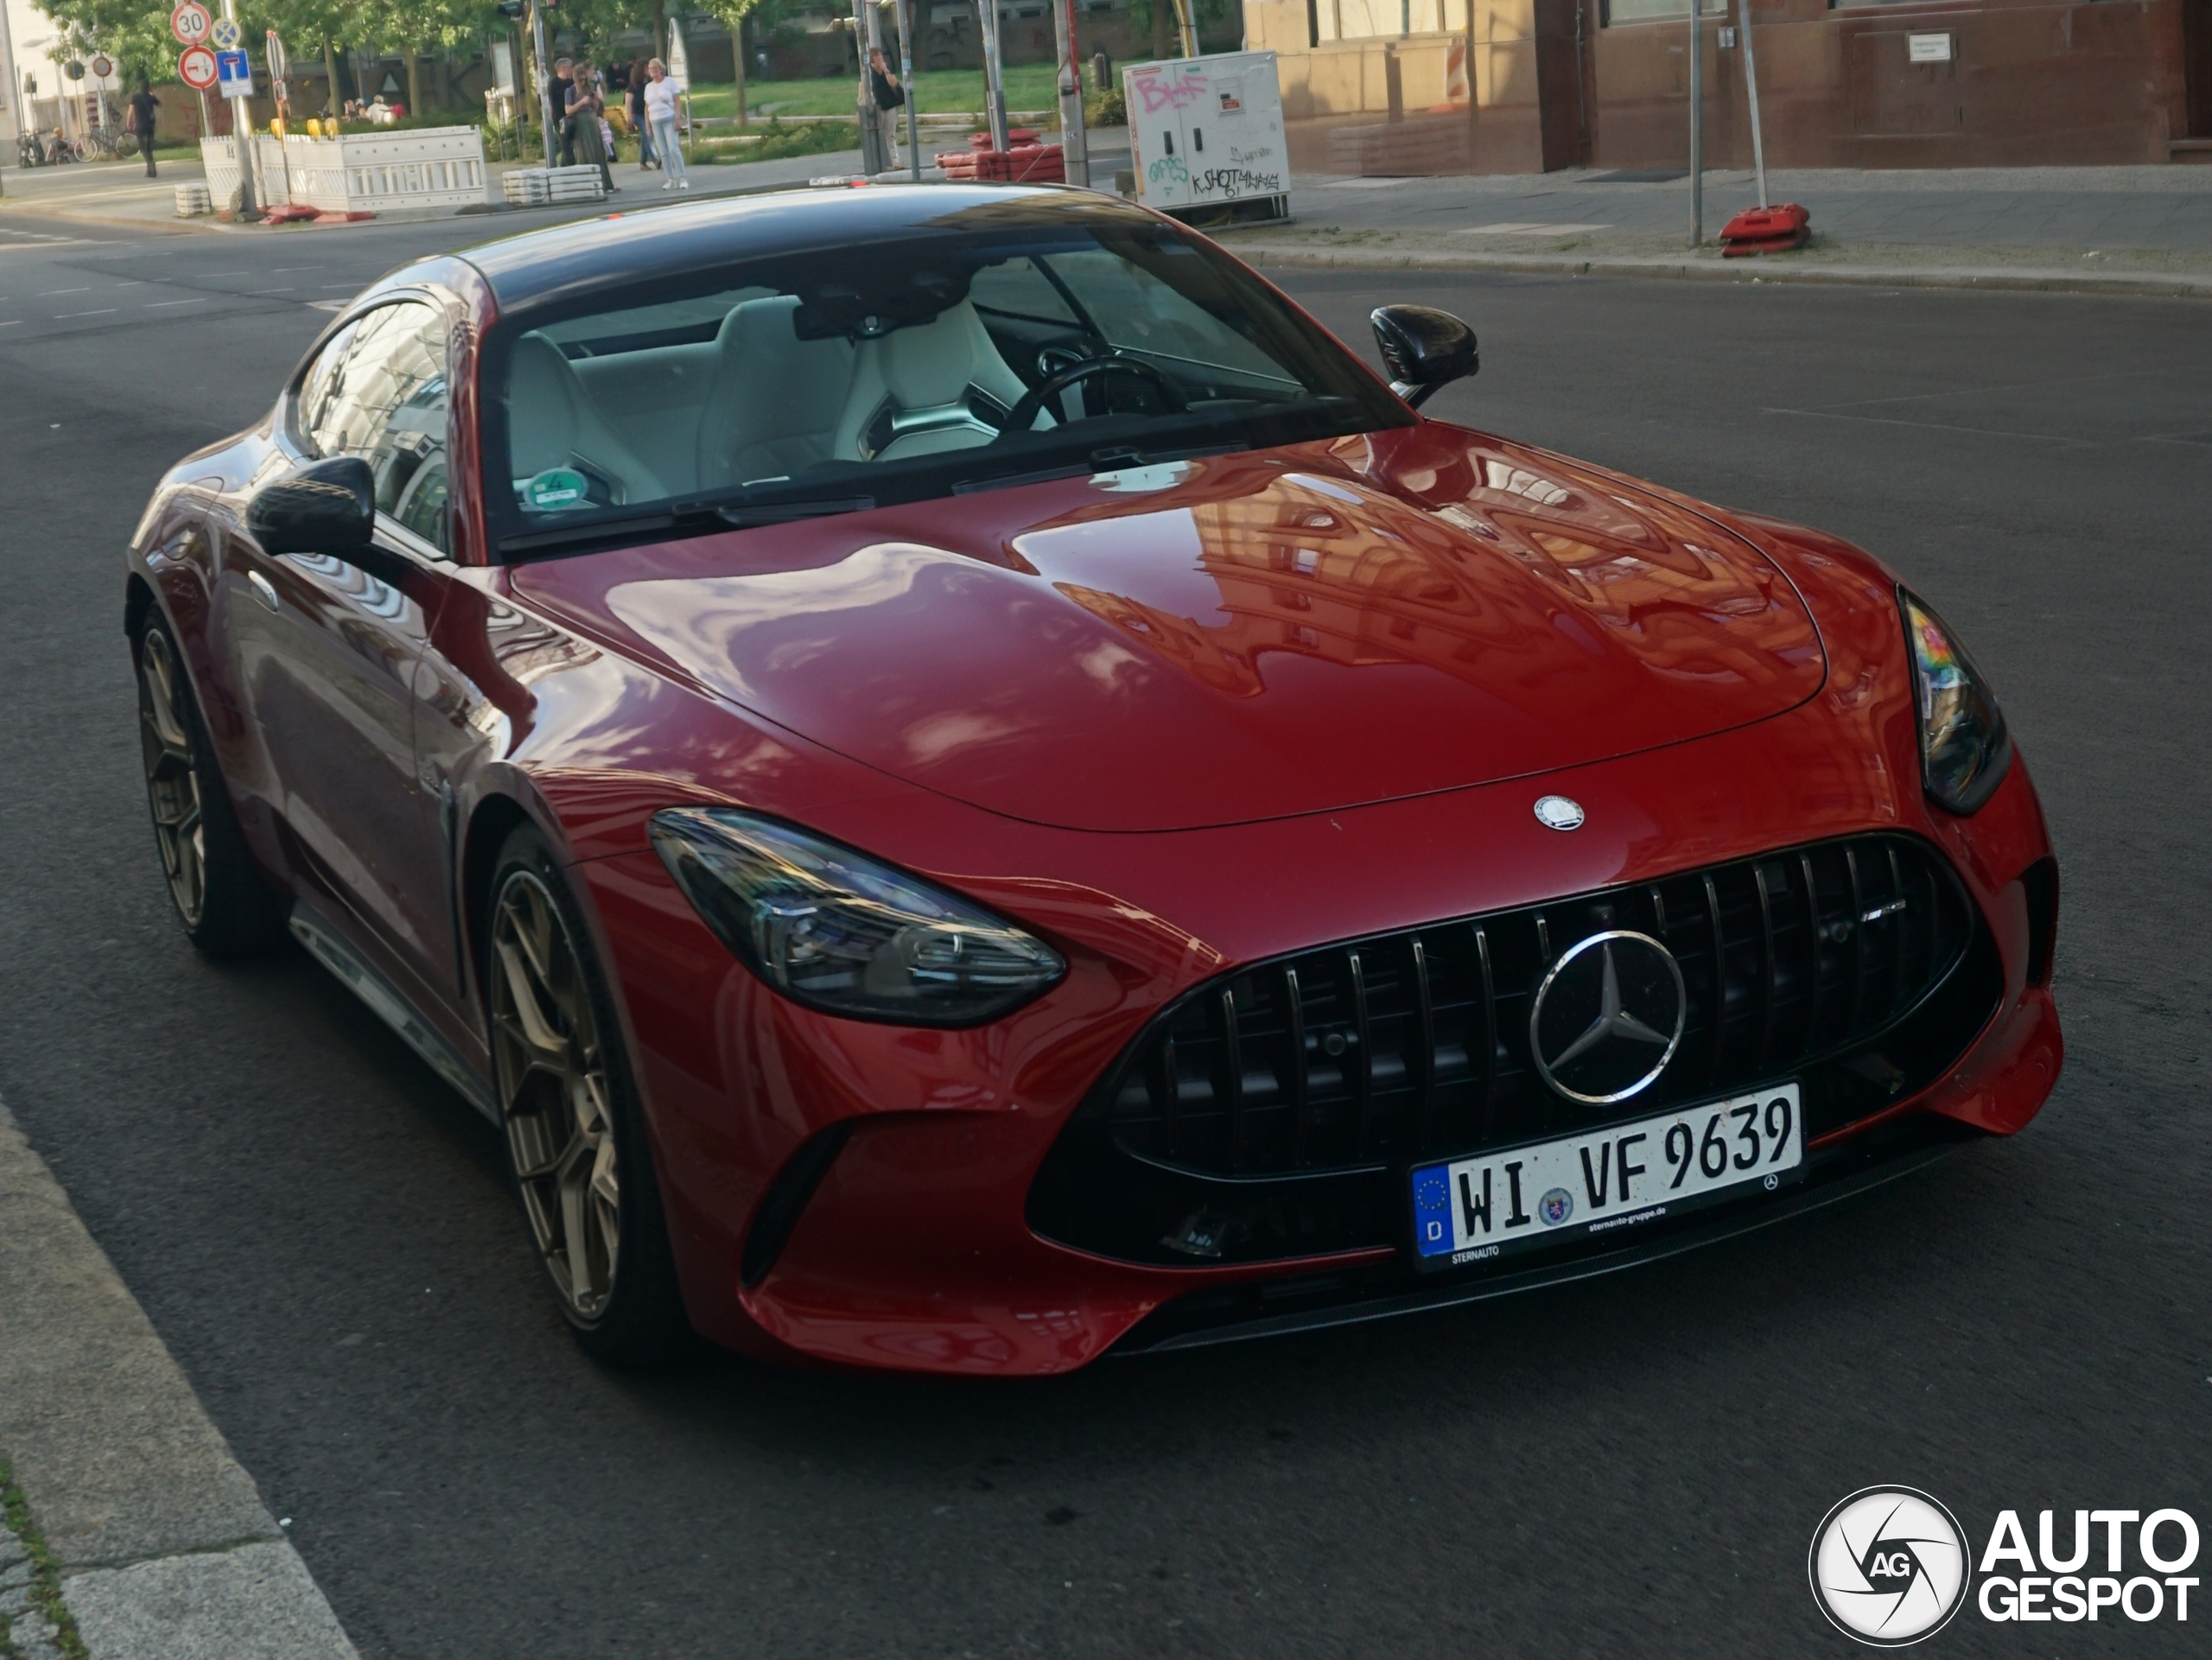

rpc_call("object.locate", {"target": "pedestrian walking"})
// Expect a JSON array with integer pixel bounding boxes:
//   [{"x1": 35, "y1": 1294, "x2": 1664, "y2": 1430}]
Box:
[
  {"x1": 569, "y1": 63, "x2": 615, "y2": 194},
  {"x1": 626, "y1": 57, "x2": 657, "y2": 170},
  {"x1": 125, "y1": 79, "x2": 159, "y2": 177},
  {"x1": 645, "y1": 59, "x2": 687, "y2": 190},
  {"x1": 868, "y1": 48, "x2": 904, "y2": 169}
]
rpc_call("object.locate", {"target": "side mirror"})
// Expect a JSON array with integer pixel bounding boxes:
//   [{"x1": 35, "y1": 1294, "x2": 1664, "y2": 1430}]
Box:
[
  {"x1": 1370, "y1": 306, "x2": 1478, "y2": 410},
  {"x1": 246, "y1": 456, "x2": 376, "y2": 558}
]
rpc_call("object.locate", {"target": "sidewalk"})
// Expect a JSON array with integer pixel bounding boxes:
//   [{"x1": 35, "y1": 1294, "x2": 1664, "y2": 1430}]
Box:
[
  {"x1": 1215, "y1": 164, "x2": 2212, "y2": 298},
  {"x1": 7, "y1": 147, "x2": 2209, "y2": 298},
  {"x1": 0, "y1": 1097, "x2": 357, "y2": 1660}
]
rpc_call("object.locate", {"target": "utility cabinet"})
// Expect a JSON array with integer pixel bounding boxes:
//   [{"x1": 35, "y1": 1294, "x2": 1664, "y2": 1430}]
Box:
[{"x1": 1122, "y1": 50, "x2": 1290, "y2": 226}]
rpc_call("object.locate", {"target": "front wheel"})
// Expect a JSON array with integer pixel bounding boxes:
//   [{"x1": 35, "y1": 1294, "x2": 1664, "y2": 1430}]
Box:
[{"x1": 486, "y1": 824, "x2": 694, "y2": 1366}]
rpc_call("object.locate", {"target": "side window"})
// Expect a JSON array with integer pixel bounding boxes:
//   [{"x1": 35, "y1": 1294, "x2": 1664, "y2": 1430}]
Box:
[{"x1": 299, "y1": 301, "x2": 453, "y2": 555}]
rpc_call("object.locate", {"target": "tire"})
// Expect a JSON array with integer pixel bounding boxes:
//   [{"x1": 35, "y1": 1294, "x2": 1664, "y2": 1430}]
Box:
[
  {"x1": 132, "y1": 613, "x2": 289, "y2": 958},
  {"x1": 484, "y1": 823, "x2": 695, "y2": 1366}
]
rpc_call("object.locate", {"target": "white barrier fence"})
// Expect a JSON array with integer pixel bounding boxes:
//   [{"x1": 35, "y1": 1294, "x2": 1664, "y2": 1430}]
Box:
[{"x1": 199, "y1": 127, "x2": 491, "y2": 216}]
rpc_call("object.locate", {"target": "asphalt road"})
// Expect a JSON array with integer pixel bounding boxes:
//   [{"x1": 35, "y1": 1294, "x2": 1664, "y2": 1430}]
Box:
[{"x1": 1, "y1": 213, "x2": 2207, "y2": 1659}]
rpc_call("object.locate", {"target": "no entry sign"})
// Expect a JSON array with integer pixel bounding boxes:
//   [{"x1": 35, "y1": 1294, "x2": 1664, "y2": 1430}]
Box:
[
  {"x1": 170, "y1": 1, "x2": 211, "y2": 45},
  {"x1": 177, "y1": 44, "x2": 217, "y2": 89}
]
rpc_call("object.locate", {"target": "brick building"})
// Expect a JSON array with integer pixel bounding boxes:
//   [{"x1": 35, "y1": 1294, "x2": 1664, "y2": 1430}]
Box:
[{"x1": 1238, "y1": 0, "x2": 2212, "y2": 172}]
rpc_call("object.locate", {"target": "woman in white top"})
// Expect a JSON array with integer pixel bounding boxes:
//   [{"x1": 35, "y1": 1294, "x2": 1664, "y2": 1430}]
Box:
[{"x1": 644, "y1": 60, "x2": 688, "y2": 189}]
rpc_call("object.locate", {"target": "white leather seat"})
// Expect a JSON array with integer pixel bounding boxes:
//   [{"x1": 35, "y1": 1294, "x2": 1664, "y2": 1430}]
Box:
[
  {"x1": 508, "y1": 332, "x2": 669, "y2": 506},
  {"x1": 694, "y1": 296, "x2": 857, "y2": 490},
  {"x1": 830, "y1": 301, "x2": 1033, "y2": 463}
]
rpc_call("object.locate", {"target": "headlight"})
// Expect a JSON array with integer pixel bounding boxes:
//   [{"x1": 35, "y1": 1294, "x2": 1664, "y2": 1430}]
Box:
[
  {"x1": 1899, "y1": 589, "x2": 2011, "y2": 814},
  {"x1": 649, "y1": 808, "x2": 1066, "y2": 1026}
]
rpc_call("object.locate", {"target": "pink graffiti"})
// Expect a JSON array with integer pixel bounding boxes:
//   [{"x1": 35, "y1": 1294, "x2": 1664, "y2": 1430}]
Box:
[{"x1": 1130, "y1": 70, "x2": 1206, "y2": 116}]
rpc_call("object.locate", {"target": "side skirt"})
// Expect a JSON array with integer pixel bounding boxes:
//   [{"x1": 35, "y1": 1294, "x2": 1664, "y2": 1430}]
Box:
[{"x1": 289, "y1": 901, "x2": 500, "y2": 1125}]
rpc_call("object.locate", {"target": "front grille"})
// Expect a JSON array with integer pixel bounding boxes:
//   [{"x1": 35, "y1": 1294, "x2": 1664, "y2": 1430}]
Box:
[{"x1": 1027, "y1": 833, "x2": 2000, "y2": 1267}]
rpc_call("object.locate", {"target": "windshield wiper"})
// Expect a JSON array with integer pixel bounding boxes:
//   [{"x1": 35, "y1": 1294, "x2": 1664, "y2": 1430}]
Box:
[{"x1": 498, "y1": 495, "x2": 875, "y2": 560}]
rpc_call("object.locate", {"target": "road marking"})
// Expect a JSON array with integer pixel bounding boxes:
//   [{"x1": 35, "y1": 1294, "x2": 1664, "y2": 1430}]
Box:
[
  {"x1": 54, "y1": 308, "x2": 118, "y2": 318},
  {"x1": 0, "y1": 320, "x2": 20, "y2": 328},
  {"x1": 146, "y1": 297, "x2": 211, "y2": 308},
  {"x1": 38, "y1": 286, "x2": 90, "y2": 295},
  {"x1": 1456, "y1": 221, "x2": 1612, "y2": 236},
  {"x1": 246, "y1": 287, "x2": 293, "y2": 294},
  {"x1": 308, "y1": 299, "x2": 346, "y2": 311}
]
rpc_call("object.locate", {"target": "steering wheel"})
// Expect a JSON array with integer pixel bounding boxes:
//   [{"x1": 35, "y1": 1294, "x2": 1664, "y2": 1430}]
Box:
[{"x1": 994, "y1": 353, "x2": 1187, "y2": 442}]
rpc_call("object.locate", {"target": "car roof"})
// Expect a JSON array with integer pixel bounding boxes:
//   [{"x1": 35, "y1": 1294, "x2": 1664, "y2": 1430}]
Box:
[{"x1": 452, "y1": 183, "x2": 1167, "y2": 313}]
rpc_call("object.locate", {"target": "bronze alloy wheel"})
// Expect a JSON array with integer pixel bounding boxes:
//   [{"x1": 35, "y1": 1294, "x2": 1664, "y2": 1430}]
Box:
[
  {"x1": 491, "y1": 868, "x2": 621, "y2": 1319},
  {"x1": 137, "y1": 626, "x2": 207, "y2": 928}
]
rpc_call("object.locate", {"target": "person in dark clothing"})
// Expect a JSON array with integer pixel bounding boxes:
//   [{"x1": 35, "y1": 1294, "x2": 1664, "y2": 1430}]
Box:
[
  {"x1": 625, "y1": 57, "x2": 656, "y2": 169},
  {"x1": 868, "y1": 48, "x2": 904, "y2": 168},
  {"x1": 553, "y1": 57, "x2": 576, "y2": 166},
  {"x1": 126, "y1": 80, "x2": 160, "y2": 176}
]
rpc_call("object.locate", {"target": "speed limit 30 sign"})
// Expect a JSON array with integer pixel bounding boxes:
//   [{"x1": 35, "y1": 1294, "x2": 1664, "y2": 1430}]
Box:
[{"x1": 171, "y1": 1, "x2": 212, "y2": 46}]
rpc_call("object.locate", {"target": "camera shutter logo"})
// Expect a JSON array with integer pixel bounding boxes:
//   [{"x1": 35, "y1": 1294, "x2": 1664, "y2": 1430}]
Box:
[{"x1": 1809, "y1": 1487, "x2": 1971, "y2": 1646}]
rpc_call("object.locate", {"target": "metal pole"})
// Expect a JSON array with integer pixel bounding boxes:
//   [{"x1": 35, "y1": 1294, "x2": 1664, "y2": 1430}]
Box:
[
  {"x1": 1738, "y1": 0, "x2": 1767, "y2": 208},
  {"x1": 981, "y1": 0, "x2": 1007, "y2": 151},
  {"x1": 852, "y1": 0, "x2": 880, "y2": 174},
  {"x1": 0, "y1": 0, "x2": 21, "y2": 169},
  {"x1": 530, "y1": 1, "x2": 555, "y2": 168},
  {"x1": 221, "y1": 0, "x2": 257, "y2": 215},
  {"x1": 1686, "y1": 0, "x2": 1700, "y2": 248},
  {"x1": 1052, "y1": 0, "x2": 1088, "y2": 185},
  {"x1": 895, "y1": 0, "x2": 920, "y2": 181},
  {"x1": 1172, "y1": 0, "x2": 1198, "y2": 58}
]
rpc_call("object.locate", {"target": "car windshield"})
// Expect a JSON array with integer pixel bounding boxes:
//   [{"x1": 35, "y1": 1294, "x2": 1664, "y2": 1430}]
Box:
[{"x1": 479, "y1": 215, "x2": 1412, "y2": 558}]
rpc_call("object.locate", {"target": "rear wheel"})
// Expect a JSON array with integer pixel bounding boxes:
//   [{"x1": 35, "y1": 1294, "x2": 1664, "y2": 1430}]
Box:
[
  {"x1": 133, "y1": 615, "x2": 288, "y2": 957},
  {"x1": 486, "y1": 825, "x2": 693, "y2": 1365}
]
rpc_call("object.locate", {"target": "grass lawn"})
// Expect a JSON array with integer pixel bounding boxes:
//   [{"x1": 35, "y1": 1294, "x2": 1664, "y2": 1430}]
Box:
[{"x1": 686, "y1": 63, "x2": 1064, "y2": 122}]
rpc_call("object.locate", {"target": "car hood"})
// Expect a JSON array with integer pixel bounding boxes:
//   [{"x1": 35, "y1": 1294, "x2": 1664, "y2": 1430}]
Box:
[{"x1": 529, "y1": 425, "x2": 1826, "y2": 833}]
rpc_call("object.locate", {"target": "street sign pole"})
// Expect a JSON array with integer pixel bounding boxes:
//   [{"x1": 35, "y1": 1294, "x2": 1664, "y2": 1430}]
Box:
[
  {"x1": 852, "y1": 0, "x2": 881, "y2": 175},
  {"x1": 1687, "y1": 0, "x2": 1702, "y2": 248},
  {"x1": 1052, "y1": 0, "x2": 1087, "y2": 187},
  {"x1": 1738, "y1": 0, "x2": 1768, "y2": 210},
  {"x1": 980, "y1": 0, "x2": 1007, "y2": 153},
  {"x1": 219, "y1": 0, "x2": 255, "y2": 215},
  {"x1": 894, "y1": 0, "x2": 920, "y2": 182},
  {"x1": 529, "y1": 2, "x2": 555, "y2": 169}
]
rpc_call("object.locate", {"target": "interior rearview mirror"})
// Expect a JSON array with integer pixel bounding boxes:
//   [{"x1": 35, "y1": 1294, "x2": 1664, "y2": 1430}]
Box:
[
  {"x1": 246, "y1": 456, "x2": 378, "y2": 560},
  {"x1": 1370, "y1": 306, "x2": 1479, "y2": 410}
]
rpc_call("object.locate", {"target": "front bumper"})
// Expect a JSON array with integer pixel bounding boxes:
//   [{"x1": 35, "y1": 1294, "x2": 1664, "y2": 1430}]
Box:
[{"x1": 577, "y1": 682, "x2": 2062, "y2": 1377}]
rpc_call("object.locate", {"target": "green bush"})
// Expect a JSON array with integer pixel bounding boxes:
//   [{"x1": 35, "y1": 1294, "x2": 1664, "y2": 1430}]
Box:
[{"x1": 1084, "y1": 88, "x2": 1125, "y2": 129}]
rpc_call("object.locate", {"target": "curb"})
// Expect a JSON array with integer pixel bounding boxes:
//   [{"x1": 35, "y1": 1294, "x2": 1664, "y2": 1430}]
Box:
[
  {"x1": 0, "y1": 1098, "x2": 357, "y2": 1660},
  {"x1": 1224, "y1": 243, "x2": 2212, "y2": 300}
]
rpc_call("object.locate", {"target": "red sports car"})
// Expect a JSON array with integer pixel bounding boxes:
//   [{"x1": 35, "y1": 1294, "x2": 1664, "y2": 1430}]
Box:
[{"x1": 125, "y1": 187, "x2": 2060, "y2": 1373}]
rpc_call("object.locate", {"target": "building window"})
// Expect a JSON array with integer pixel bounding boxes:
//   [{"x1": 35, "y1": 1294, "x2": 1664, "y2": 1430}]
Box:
[
  {"x1": 1602, "y1": 0, "x2": 1726, "y2": 24},
  {"x1": 1315, "y1": 0, "x2": 1469, "y2": 41}
]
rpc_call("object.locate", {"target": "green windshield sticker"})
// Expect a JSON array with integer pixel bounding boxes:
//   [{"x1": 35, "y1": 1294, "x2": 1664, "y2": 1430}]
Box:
[{"x1": 524, "y1": 467, "x2": 590, "y2": 512}]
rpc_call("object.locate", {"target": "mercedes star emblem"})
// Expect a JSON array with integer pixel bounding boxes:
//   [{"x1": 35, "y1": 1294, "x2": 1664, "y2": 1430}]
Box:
[
  {"x1": 1528, "y1": 930, "x2": 1688, "y2": 1104},
  {"x1": 1533, "y1": 795, "x2": 1586, "y2": 831}
]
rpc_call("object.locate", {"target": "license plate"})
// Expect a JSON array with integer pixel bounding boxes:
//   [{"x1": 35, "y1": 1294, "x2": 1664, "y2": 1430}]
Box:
[{"x1": 1410, "y1": 1083, "x2": 1803, "y2": 1269}]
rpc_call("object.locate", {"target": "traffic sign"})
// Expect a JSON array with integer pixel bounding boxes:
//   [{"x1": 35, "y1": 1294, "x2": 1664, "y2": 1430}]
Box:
[
  {"x1": 91, "y1": 54, "x2": 112, "y2": 79},
  {"x1": 209, "y1": 16, "x2": 240, "y2": 49},
  {"x1": 215, "y1": 48, "x2": 251, "y2": 99},
  {"x1": 178, "y1": 45, "x2": 217, "y2": 89},
  {"x1": 264, "y1": 29, "x2": 289, "y2": 77},
  {"x1": 172, "y1": 1, "x2": 211, "y2": 44}
]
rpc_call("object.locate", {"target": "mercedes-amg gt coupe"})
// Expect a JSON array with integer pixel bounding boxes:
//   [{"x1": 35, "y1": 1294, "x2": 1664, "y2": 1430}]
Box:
[{"x1": 124, "y1": 185, "x2": 2061, "y2": 1371}]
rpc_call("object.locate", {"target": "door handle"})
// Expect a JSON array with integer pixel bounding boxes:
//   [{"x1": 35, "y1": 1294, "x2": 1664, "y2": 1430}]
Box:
[{"x1": 247, "y1": 569, "x2": 281, "y2": 613}]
